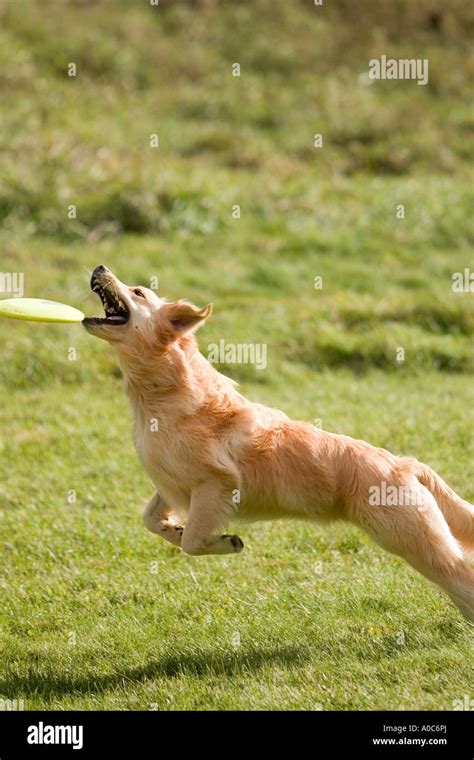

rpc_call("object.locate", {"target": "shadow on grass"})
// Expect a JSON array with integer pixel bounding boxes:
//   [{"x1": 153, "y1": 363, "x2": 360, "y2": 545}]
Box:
[
  {"x1": 0, "y1": 645, "x2": 307, "y2": 700},
  {"x1": 2, "y1": 619, "x2": 467, "y2": 702}
]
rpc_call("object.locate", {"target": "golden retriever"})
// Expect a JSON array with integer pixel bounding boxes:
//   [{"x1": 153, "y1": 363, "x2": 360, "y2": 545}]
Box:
[{"x1": 83, "y1": 265, "x2": 474, "y2": 622}]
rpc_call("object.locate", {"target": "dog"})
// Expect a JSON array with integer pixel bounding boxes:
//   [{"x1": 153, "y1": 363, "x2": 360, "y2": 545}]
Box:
[{"x1": 83, "y1": 265, "x2": 474, "y2": 622}]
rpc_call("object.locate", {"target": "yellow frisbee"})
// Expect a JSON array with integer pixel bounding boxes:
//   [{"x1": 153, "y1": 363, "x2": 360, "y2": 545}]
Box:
[{"x1": 0, "y1": 298, "x2": 85, "y2": 323}]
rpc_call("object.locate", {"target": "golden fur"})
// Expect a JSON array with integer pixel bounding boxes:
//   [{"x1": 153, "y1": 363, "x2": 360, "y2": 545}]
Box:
[{"x1": 84, "y1": 267, "x2": 474, "y2": 622}]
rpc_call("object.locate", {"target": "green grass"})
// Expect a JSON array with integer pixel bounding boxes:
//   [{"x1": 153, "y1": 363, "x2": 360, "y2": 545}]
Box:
[{"x1": 0, "y1": 0, "x2": 473, "y2": 711}]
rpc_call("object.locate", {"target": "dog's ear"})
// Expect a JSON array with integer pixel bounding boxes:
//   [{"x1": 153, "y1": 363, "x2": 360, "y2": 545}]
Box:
[{"x1": 167, "y1": 300, "x2": 212, "y2": 334}]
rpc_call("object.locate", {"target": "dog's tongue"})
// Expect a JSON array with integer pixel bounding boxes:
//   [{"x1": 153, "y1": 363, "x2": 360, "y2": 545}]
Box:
[{"x1": 106, "y1": 315, "x2": 128, "y2": 323}]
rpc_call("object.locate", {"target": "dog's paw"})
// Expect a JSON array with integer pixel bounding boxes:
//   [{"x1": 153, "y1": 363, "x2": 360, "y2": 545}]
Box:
[{"x1": 223, "y1": 534, "x2": 244, "y2": 553}]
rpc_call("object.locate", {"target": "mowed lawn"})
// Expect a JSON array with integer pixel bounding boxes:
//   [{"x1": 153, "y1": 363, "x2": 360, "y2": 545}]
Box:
[
  {"x1": 0, "y1": 0, "x2": 473, "y2": 710},
  {"x1": 0, "y1": 234, "x2": 472, "y2": 711}
]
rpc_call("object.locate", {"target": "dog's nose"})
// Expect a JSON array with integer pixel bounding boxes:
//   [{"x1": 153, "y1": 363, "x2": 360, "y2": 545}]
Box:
[{"x1": 92, "y1": 264, "x2": 108, "y2": 277}]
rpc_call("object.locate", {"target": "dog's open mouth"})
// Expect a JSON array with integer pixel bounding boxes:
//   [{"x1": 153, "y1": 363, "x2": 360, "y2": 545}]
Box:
[{"x1": 87, "y1": 280, "x2": 129, "y2": 326}]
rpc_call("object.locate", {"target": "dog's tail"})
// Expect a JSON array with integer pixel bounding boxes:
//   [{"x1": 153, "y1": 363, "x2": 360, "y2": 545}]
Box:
[{"x1": 416, "y1": 462, "x2": 474, "y2": 558}]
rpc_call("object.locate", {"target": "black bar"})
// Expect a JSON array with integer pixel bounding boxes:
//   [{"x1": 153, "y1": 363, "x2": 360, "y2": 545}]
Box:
[{"x1": 0, "y1": 710, "x2": 471, "y2": 758}]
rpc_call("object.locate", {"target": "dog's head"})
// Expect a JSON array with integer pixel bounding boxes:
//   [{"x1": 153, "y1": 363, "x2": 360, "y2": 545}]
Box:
[{"x1": 83, "y1": 266, "x2": 211, "y2": 354}]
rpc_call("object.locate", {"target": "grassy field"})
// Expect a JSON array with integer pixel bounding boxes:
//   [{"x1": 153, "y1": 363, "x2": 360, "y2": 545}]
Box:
[{"x1": 0, "y1": 0, "x2": 473, "y2": 710}]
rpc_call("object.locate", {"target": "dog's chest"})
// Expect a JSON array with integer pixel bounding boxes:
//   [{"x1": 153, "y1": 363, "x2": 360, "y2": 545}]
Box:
[
  {"x1": 131, "y1": 412, "x2": 199, "y2": 495},
  {"x1": 134, "y1": 416, "x2": 174, "y2": 469}
]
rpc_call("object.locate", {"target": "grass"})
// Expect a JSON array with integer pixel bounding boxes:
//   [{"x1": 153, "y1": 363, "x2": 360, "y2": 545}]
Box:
[
  {"x1": 0, "y1": 0, "x2": 473, "y2": 710},
  {"x1": 1, "y1": 368, "x2": 473, "y2": 710}
]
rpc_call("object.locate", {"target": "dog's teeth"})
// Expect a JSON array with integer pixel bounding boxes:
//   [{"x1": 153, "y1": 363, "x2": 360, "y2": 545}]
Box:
[{"x1": 91, "y1": 282, "x2": 128, "y2": 323}]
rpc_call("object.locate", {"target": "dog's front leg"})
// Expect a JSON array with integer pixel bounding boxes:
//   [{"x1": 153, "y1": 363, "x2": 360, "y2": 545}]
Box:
[
  {"x1": 181, "y1": 480, "x2": 244, "y2": 556},
  {"x1": 142, "y1": 492, "x2": 184, "y2": 548}
]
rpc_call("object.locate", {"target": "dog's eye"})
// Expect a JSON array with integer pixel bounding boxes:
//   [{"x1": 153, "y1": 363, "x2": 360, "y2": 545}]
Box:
[{"x1": 133, "y1": 289, "x2": 145, "y2": 298}]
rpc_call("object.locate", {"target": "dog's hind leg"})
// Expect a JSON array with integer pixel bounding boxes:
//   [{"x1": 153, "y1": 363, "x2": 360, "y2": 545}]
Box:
[
  {"x1": 142, "y1": 492, "x2": 184, "y2": 548},
  {"x1": 181, "y1": 480, "x2": 244, "y2": 556},
  {"x1": 416, "y1": 462, "x2": 474, "y2": 558},
  {"x1": 354, "y1": 483, "x2": 474, "y2": 623}
]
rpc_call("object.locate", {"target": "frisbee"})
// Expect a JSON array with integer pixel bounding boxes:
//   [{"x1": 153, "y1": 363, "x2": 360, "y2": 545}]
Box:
[{"x1": 0, "y1": 298, "x2": 85, "y2": 323}]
